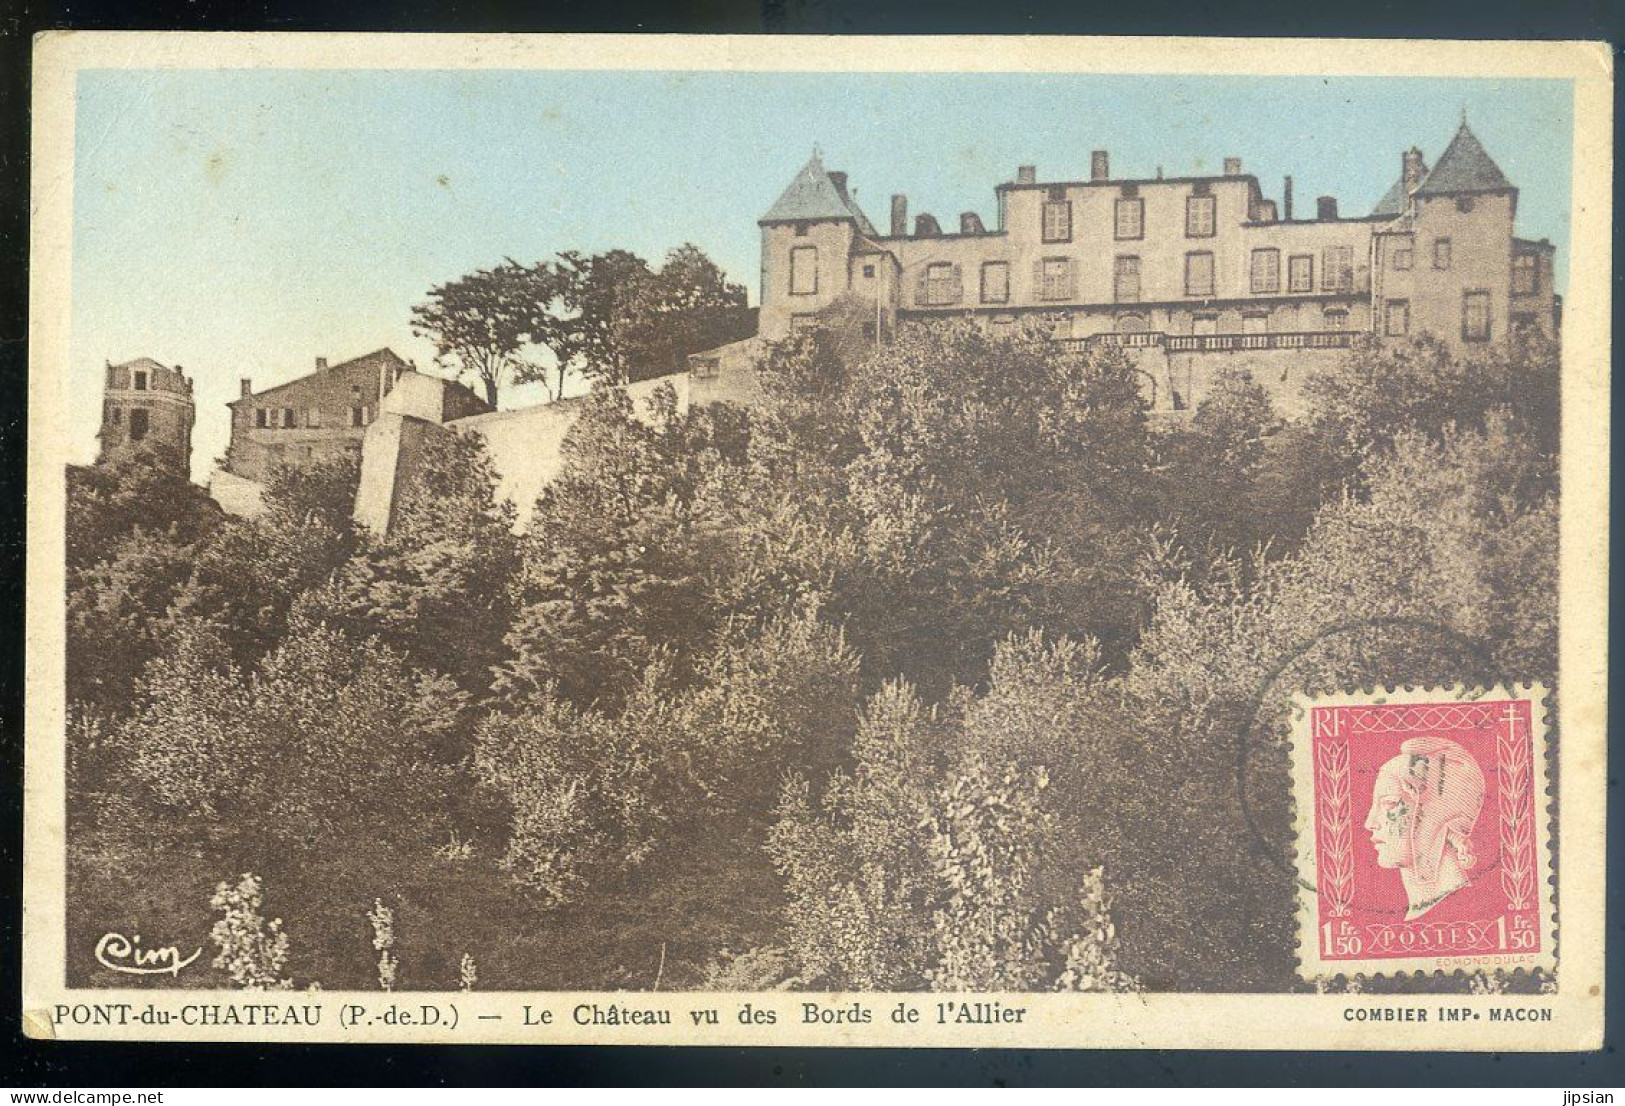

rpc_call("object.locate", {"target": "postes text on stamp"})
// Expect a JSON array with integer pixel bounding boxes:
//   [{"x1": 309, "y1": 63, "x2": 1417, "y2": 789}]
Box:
[{"x1": 1292, "y1": 685, "x2": 1555, "y2": 980}]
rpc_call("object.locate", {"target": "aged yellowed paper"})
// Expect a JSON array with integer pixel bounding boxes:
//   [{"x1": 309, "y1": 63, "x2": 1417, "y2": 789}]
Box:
[{"x1": 25, "y1": 32, "x2": 1611, "y2": 1049}]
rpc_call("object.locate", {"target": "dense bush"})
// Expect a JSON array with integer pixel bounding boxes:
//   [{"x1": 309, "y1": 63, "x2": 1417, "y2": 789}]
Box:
[
  {"x1": 119, "y1": 616, "x2": 466, "y2": 857},
  {"x1": 767, "y1": 674, "x2": 1138, "y2": 992},
  {"x1": 476, "y1": 610, "x2": 860, "y2": 905},
  {"x1": 66, "y1": 320, "x2": 1561, "y2": 991}
]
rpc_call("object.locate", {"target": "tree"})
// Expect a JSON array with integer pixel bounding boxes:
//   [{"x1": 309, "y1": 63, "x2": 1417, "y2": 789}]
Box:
[
  {"x1": 495, "y1": 383, "x2": 749, "y2": 708},
  {"x1": 65, "y1": 452, "x2": 222, "y2": 713},
  {"x1": 180, "y1": 454, "x2": 361, "y2": 668},
  {"x1": 315, "y1": 429, "x2": 519, "y2": 695},
  {"x1": 67, "y1": 451, "x2": 220, "y2": 572},
  {"x1": 525, "y1": 244, "x2": 753, "y2": 390},
  {"x1": 411, "y1": 260, "x2": 559, "y2": 407},
  {"x1": 121, "y1": 615, "x2": 466, "y2": 857}
]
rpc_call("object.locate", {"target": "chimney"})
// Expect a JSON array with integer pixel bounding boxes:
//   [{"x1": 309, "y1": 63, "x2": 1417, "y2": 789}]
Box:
[
  {"x1": 1403, "y1": 147, "x2": 1426, "y2": 190},
  {"x1": 828, "y1": 171, "x2": 849, "y2": 200},
  {"x1": 914, "y1": 213, "x2": 941, "y2": 238},
  {"x1": 1091, "y1": 150, "x2": 1109, "y2": 182},
  {"x1": 960, "y1": 212, "x2": 985, "y2": 234},
  {"x1": 891, "y1": 193, "x2": 908, "y2": 236},
  {"x1": 1017, "y1": 165, "x2": 1037, "y2": 185},
  {"x1": 240, "y1": 378, "x2": 253, "y2": 398},
  {"x1": 1223, "y1": 156, "x2": 1243, "y2": 177},
  {"x1": 316, "y1": 356, "x2": 328, "y2": 372},
  {"x1": 1283, "y1": 175, "x2": 1294, "y2": 220},
  {"x1": 1316, "y1": 195, "x2": 1338, "y2": 221}
]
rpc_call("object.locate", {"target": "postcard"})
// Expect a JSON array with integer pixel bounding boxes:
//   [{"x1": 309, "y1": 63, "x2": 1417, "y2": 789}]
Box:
[{"x1": 23, "y1": 32, "x2": 1611, "y2": 1049}]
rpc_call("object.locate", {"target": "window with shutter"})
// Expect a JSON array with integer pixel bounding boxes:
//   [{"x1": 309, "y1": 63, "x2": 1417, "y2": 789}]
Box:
[
  {"x1": 1114, "y1": 198, "x2": 1144, "y2": 240},
  {"x1": 1322, "y1": 246, "x2": 1353, "y2": 293},
  {"x1": 1288, "y1": 254, "x2": 1313, "y2": 293},
  {"x1": 980, "y1": 262, "x2": 1010, "y2": 304},
  {"x1": 1186, "y1": 194, "x2": 1216, "y2": 238},
  {"x1": 1041, "y1": 201, "x2": 1072, "y2": 243},
  {"x1": 1113, "y1": 255, "x2": 1141, "y2": 303},
  {"x1": 1250, "y1": 248, "x2": 1280, "y2": 293},
  {"x1": 922, "y1": 262, "x2": 961, "y2": 305},
  {"x1": 1184, "y1": 251, "x2": 1215, "y2": 297},
  {"x1": 1036, "y1": 258, "x2": 1072, "y2": 302}
]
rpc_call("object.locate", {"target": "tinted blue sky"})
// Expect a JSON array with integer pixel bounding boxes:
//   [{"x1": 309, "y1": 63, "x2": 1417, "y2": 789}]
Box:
[{"x1": 71, "y1": 69, "x2": 1573, "y2": 481}]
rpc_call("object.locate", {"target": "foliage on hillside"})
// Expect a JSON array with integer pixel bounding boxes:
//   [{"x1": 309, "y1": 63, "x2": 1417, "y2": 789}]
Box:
[{"x1": 66, "y1": 322, "x2": 1560, "y2": 992}]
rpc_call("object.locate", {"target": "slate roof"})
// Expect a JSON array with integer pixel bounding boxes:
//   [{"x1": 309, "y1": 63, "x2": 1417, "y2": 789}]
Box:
[
  {"x1": 1371, "y1": 171, "x2": 1417, "y2": 217},
  {"x1": 1414, "y1": 121, "x2": 1513, "y2": 196},
  {"x1": 230, "y1": 347, "x2": 411, "y2": 405},
  {"x1": 1371, "y1": 122, "x2": 1513, "y2": 216},
  {"x1": 760, "y1": 152, "x2": 878, "y2": 235}
]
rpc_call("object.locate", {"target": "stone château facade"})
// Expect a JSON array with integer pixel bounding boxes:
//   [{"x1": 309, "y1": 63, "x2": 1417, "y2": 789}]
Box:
[{"x1": 753, "y1": 121, "x2": 1559, "y2": 410}]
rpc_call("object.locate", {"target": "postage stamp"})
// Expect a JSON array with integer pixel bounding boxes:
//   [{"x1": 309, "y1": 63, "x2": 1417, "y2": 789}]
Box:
[
  {"x1": 1292, "y1": 686, "x2": 1556, "y2": 980},
  {"x1": 21, "y1": 33, "x2": 1611, "y2": 1050}
]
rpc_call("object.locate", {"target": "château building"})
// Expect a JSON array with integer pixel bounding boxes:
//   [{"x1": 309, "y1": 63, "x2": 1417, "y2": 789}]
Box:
[{"x1": 749, "y1": 120, "x2": 1559, "y2": 409}]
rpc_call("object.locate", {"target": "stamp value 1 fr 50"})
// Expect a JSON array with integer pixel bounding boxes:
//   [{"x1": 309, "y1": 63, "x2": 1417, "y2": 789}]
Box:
[{"x1": 1292, "y1": 685, "x2": 1556, "y2": 981}]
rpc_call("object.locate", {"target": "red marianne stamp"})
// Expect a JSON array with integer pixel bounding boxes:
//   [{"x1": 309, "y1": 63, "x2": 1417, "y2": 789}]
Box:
[{"x1": 1291, "y1": 685, "x2": 1555, "y2": 979}]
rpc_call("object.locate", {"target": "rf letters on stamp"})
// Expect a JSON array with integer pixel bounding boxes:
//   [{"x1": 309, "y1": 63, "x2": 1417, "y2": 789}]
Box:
[{"x1": 22, "y1": 34, "x2": 1610, "y2": 1049}]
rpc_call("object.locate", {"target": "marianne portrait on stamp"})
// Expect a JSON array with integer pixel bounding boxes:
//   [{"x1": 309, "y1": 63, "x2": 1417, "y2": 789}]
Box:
[{"x1": 1365, "y1": 736, "x2": 1487, "y2": 921}]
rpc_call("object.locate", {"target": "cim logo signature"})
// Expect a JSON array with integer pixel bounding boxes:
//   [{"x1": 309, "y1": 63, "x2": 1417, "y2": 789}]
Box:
[{"x1": 94, "y1": 931, "x2": 202, "y2": 977}]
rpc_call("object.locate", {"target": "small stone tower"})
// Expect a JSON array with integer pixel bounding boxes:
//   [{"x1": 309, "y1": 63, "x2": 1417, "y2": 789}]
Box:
[{"x1": 98, "y1": 357, "x2": 194, "y2": 475}]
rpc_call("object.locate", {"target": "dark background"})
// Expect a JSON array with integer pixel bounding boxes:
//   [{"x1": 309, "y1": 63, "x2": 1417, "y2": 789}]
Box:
[{"x1": 0, "y1": 0, "x2": 1619, "y2": 1086}]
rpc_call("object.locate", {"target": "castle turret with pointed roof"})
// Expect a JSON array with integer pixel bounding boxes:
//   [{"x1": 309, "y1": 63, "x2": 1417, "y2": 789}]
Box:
[
  {"x1": 1368, "y1": 117, "x2": 1555, "y2": 347},
  {"x1": 754, "y1": 124, "x2": 1557, "y2": 403},
  {"x1": 757, "y1": 151, "x2": 895, "y2": 339}
]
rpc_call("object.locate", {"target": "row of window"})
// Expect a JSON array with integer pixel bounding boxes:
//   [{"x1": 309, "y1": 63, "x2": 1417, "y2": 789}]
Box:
[
  {"x1": 104, "y1": 405, "x2": 150, "y2": 441},
  {"x1": 1382, "y1": 290, "x2": 1494, "y2": 342},
  {"x1": 1041, "y1": 191, "x2": 1218, "y2": 245},
  {"x1": 1389, "y1": 238, "x2": 1453, "y2": 272},
  {"x1": 105, "y1": 367, "x2": 153, "y2": 391},
  {"x1": 909, "y1": 246, "x2": 1358, "y2": 307},
  {"x1": 793, "y1": 237, "x2": 1542, "y2": 308},
  {"x1": 253, "y1": 405, "x2": 374, "y2": 429}
]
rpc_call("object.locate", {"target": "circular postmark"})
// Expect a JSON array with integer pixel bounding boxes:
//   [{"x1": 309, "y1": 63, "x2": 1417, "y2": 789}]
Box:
[{"x1": 1233, "y1": 614, "x2": 1509, "y2": 918}]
